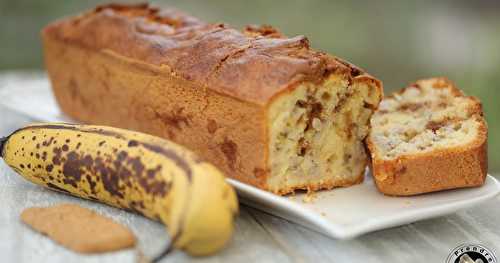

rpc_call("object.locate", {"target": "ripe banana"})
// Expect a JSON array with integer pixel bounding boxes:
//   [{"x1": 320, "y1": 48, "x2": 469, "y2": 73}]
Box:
[{"x1": 0, "y1": 123, "x2": 238, "y2": 257}]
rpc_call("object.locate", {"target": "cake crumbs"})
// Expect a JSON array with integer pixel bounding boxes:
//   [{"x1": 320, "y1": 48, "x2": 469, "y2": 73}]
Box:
[{"x1": 302, "y1": 188, "x2": 317, "y2": 203}]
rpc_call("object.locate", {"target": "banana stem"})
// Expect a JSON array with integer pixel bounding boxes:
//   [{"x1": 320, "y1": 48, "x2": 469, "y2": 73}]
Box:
[{"x1": 0, "y1": 136, "x2": 7, "y2": 158}]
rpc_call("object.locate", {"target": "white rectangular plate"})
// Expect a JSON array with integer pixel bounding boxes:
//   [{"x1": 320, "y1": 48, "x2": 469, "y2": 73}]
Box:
[{"x1": 1, "y1": 75, "x2": 499, "y2": 239}]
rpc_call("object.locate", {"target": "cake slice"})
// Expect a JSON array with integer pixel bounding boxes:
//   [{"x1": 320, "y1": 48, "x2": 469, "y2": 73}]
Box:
[{"x1": 367, "y1": 78, "x2": 488, "y2": 196}]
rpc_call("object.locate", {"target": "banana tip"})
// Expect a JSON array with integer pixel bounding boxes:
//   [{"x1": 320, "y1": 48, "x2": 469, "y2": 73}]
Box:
[{"x1": 0, "y1": 136, "x2": 7, "y2": 158}]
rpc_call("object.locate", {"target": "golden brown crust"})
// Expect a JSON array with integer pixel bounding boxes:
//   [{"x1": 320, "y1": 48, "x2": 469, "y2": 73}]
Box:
[
  {"x1": 369, "y1": 130, "x2": 487, "y2": 196},
  {"x1": 367, "y1": 78, "x2": 488, "y2": 196},
  {"x1": 44, "y1": 41, "x2": 270, "y2": 189},
  {"x1": 42, "y1": 3, "x2": 373, "y2": 105}
]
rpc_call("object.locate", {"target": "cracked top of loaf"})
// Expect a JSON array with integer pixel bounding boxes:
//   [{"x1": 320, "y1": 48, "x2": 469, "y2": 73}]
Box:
[{"x1": 43, "y1": 3, "x2": 378, "y2": 104}]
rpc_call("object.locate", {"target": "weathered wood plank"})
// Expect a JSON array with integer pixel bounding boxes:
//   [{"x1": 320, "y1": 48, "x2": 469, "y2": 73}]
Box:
[
  {"x1": 250, "y1": 197, "x2": 500, "y2": 263},
  {"x1": 166, "y1": 208, "x2": 293, "y2": 263}
]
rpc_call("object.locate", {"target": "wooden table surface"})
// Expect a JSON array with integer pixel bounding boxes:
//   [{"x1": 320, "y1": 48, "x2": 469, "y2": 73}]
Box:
[{"x1": 0, "y1": 71, "x2": 499, "y2": 263}]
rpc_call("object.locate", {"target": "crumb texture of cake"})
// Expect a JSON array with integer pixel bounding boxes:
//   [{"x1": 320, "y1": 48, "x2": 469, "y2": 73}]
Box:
[
  {"x1": 367, "y1": 77, "x2": 488, "y2": 196},
  {"x1": 268, "y1": 75, "x2": 381, "y2": 194},
  {"x1": 43, "y1": 3, "x2": 382, "y2": 194}
]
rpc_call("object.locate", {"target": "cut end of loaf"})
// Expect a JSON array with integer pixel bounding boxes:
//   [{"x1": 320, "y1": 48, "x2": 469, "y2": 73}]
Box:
[{"x1": 266, "y1": 74, "x2": 381, "y2": 194}]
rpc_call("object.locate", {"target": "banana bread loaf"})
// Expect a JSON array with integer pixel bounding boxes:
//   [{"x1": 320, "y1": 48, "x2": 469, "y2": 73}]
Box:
[
  {"x1": 367, "y1": 78, "x2": 487, "y2": 196},
  {"x1": 42, "y1": 3, "x2": 382, "y2": 194}
]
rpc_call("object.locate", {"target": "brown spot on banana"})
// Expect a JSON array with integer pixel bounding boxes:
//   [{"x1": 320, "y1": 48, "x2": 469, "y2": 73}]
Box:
[
  {"x1": 128, "y1": 140, "x2": 139, "y2": 147},
  {"x1": 0, "y1": 123, "x2": 238, "y2": 257},
  {"x1": 135, "y1": 141, "x2": 193, "y2": 181}
]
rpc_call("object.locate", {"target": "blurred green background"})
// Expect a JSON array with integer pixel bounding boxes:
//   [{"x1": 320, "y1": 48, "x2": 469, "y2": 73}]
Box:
[{"x1": 1, "y1": 0, "x2": 499, "y2": 172}]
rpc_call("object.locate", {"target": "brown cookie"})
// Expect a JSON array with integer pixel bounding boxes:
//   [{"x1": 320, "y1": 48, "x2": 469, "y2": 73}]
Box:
[{"x1": 21, "y1": 203, "x2": 136, "y2": 253}]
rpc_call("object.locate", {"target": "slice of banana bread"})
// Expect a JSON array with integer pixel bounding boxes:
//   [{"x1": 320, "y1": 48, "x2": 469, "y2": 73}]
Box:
[{"x1": 367, "y1": 78, "x2": 487, "y2": 196}]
